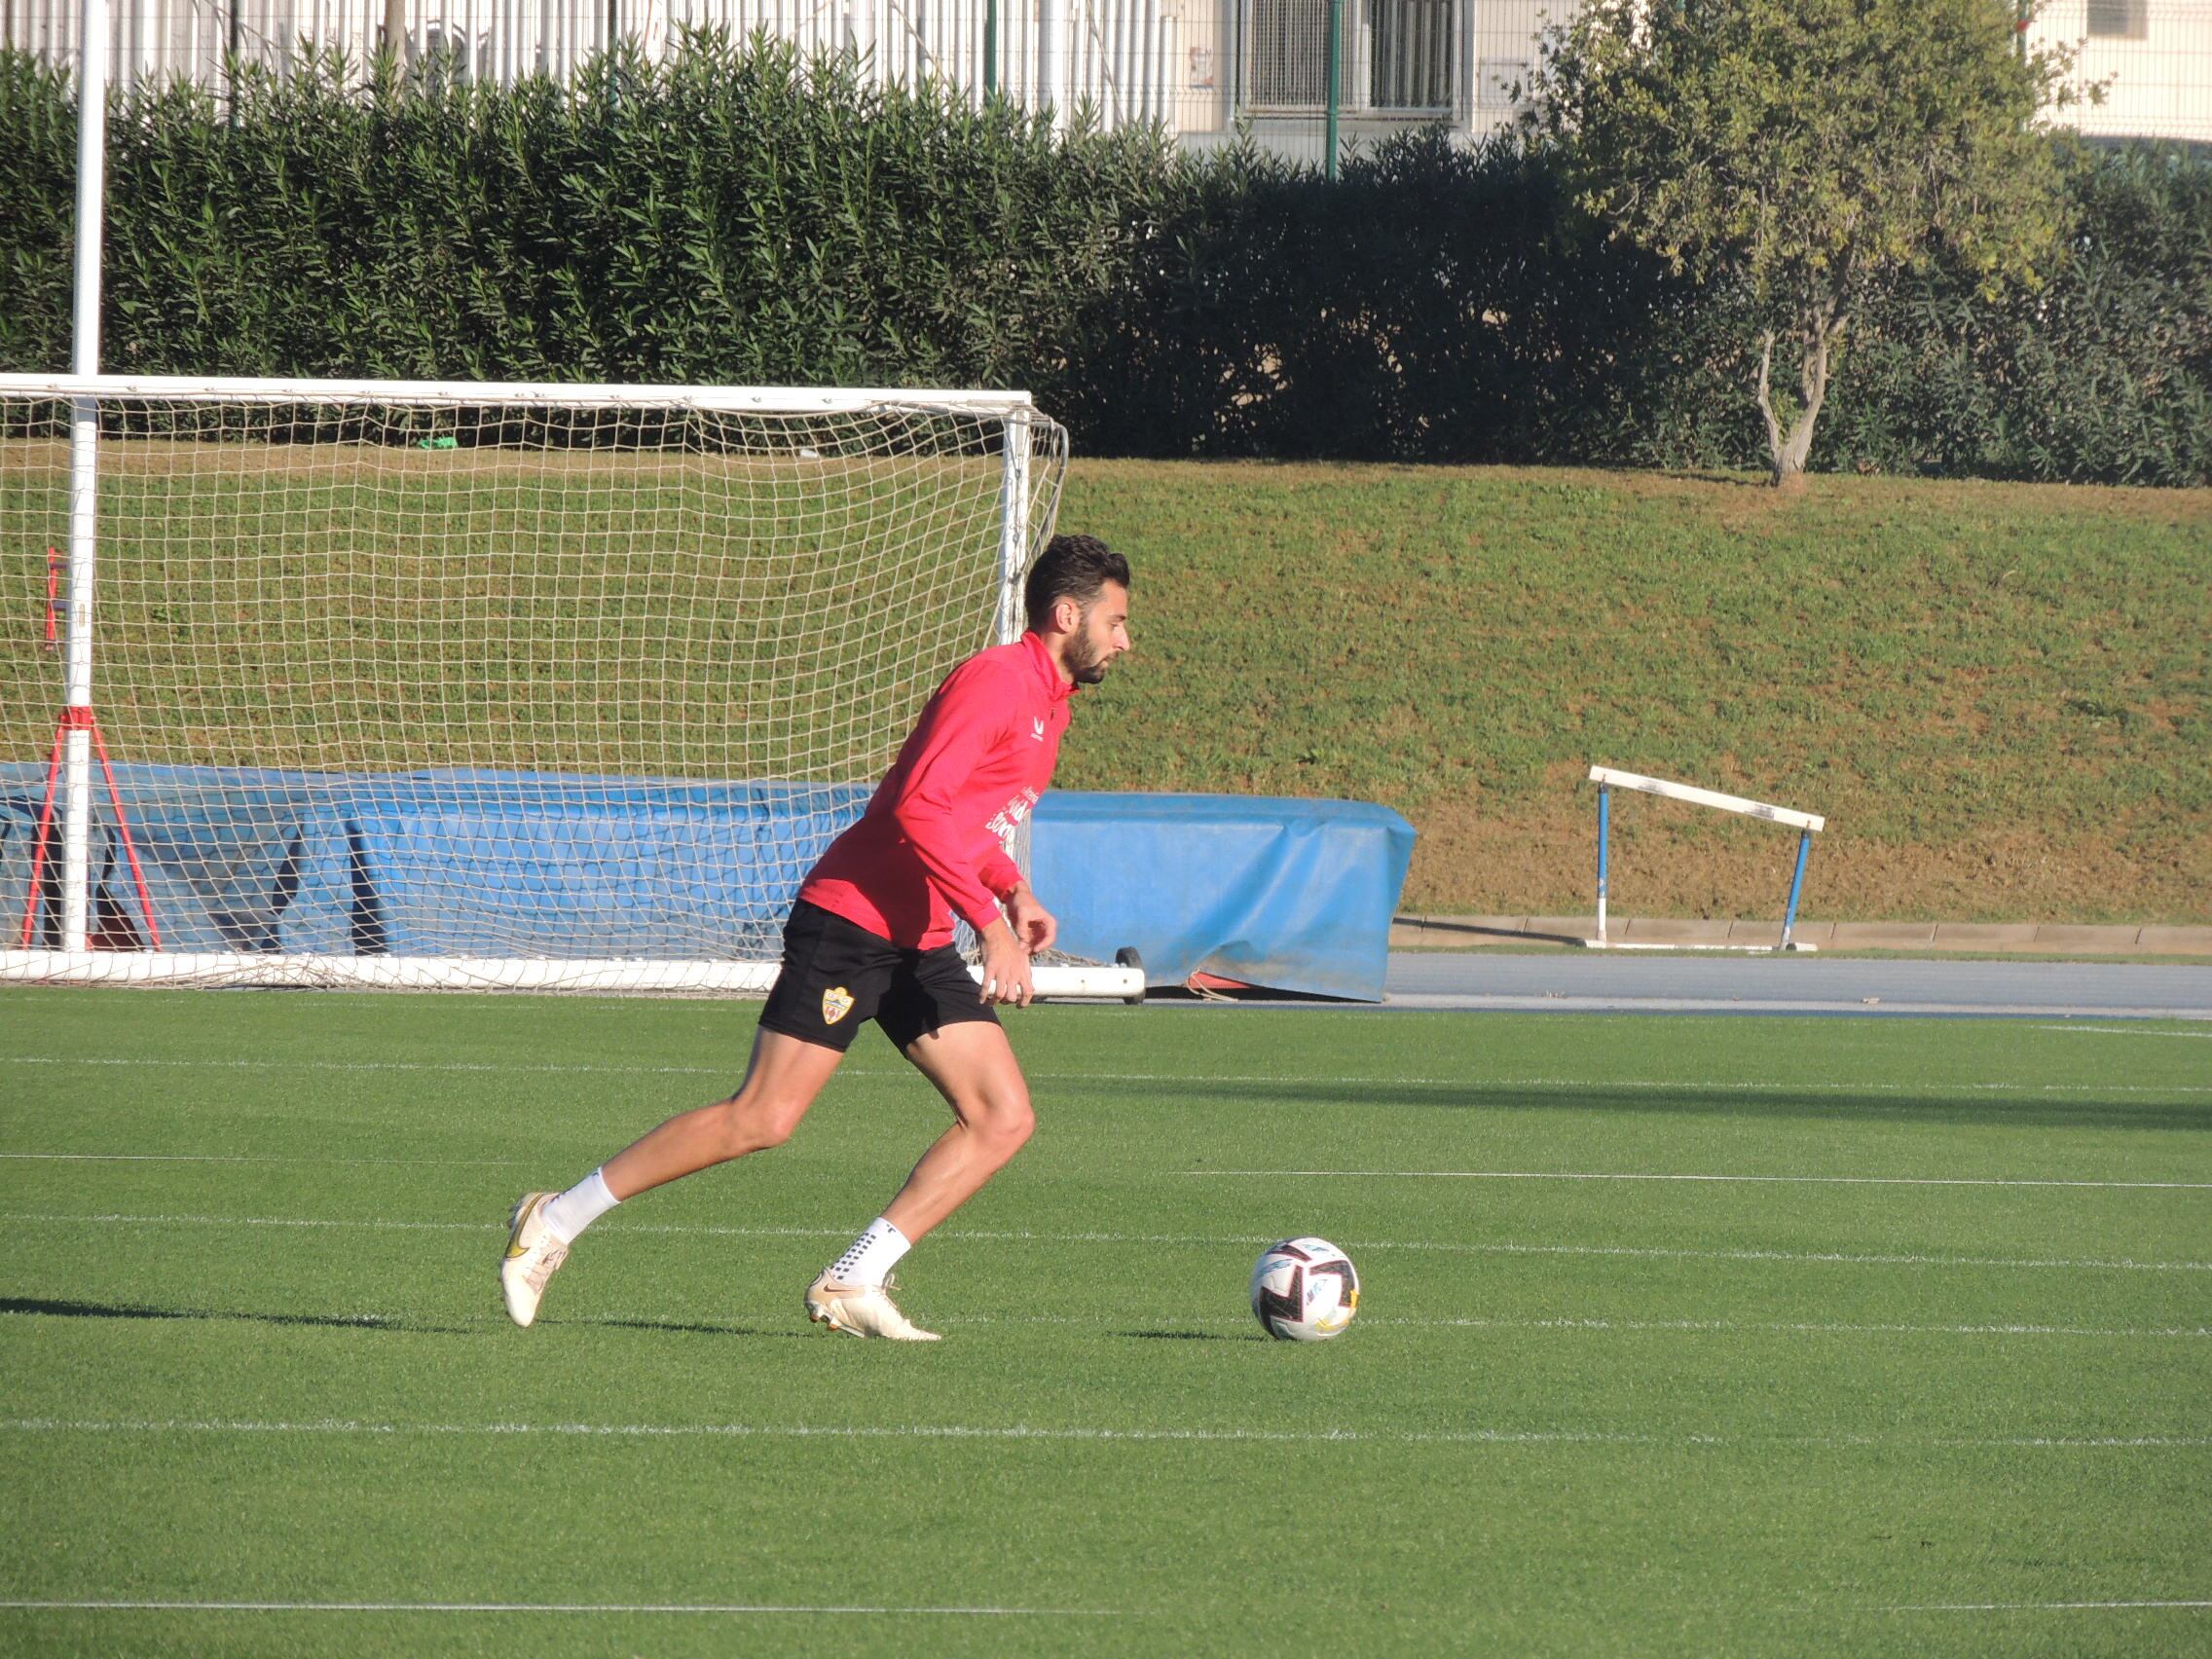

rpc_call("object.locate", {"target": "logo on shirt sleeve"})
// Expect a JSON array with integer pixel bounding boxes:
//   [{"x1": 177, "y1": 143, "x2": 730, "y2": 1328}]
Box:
[{"x1": 1031, "y1": 717, "x2": 1047, "y2": 741}]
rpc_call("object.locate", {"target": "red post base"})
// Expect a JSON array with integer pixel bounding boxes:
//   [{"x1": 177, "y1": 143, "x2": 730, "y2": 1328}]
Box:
[{"x1": 17, "y1": 705, "x2": 162, "y2": 951}]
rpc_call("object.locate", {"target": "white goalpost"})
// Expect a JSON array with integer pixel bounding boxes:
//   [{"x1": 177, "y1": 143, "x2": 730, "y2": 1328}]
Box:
[{"x1": 0, "y1": 374, "x2": 1143, "y2": 997}]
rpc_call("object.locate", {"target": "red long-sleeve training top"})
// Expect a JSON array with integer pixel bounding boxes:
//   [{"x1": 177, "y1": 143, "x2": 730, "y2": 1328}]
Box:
[{"x1": 797, "y1": 630, "x2": 1077, "y2": 949}]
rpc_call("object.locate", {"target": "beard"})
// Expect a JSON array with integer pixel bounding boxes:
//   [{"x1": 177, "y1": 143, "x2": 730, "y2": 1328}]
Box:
[{"x1": 1067, "y1": 629, "x2": 1114, "y2": 684}]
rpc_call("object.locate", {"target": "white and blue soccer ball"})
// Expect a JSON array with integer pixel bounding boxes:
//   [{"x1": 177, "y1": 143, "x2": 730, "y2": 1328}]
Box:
[{"x1": 1250, "y1": 1236, "x2": 1359, "y2": 1342}]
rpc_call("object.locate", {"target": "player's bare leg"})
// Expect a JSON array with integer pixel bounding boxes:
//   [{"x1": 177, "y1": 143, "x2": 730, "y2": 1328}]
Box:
[
  {"x1": 599, "y1": 1028, "x2": 845, "y2": 1199},
  {"x1": 502, "y1": 1027, "x2": 842, "y2": 1327},
  {"x1": 805, "y1": 1020, "x2": 1033, "y2": 1341},
  {"x1": 881, "y1": 1021, "x2": 1035, "y2": 1243}
]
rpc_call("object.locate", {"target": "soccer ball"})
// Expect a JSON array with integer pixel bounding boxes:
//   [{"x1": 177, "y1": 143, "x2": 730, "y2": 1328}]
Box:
[{"x1": 1249, "y1": 1236, "x2": 1359, "y2": 1342}]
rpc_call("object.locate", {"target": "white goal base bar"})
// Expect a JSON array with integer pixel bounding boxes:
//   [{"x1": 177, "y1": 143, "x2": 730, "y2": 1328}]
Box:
[{"x1": 0, "y1": 952, "x2": 1144, "y2": 999}]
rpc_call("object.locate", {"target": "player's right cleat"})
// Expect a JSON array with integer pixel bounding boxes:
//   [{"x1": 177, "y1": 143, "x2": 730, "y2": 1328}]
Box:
[
  {"x1": 500, "y1": 1192, "x2": 570, "y2": 1328},
  {"x1": 805, "y1": 1272, "x2": 941, "y2": 1341}
]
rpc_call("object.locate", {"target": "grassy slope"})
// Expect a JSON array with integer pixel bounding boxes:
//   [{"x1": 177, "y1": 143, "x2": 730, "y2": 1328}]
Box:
[
  {"x1": 1056, "y1": 463, "x2": 2211, "y2": 922},
  {"x1": 4, "y1": 456, "x2": 2203, "y2": 922},
  {"x1": 1, "y1": 989, "x2": 2206, "y2": 1656}
]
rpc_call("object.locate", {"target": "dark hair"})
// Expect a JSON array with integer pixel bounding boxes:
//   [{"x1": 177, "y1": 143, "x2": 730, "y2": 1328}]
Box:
[{"x1": 1023, "y1": 534, "x2": 1129, "y2": 632}]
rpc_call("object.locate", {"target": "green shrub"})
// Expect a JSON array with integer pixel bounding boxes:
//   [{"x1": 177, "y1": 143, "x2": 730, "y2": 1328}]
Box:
[{"x1": 0, "y1": 40, "x2": 2204, "y2": 483}]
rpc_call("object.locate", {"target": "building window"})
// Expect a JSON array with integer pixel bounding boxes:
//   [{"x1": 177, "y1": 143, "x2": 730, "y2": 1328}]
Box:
[
  {"x1": 1242, "y1": 0, "x2": 1455, "y2": 111},
  {"x1": 1369, "y1": 0, "x2": 1453, "y2": 108},
  {"x1": 2086, "y1": 0, "x2": 2148, "y2": 37}
]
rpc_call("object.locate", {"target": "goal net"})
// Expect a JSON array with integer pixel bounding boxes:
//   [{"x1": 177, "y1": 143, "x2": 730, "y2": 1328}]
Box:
[{"x1": 0, "y1": 375, "x2": 1137, "y2": 995}]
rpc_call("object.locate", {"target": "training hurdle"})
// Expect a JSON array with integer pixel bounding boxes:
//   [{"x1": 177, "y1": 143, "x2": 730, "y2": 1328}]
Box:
[{"x1": 1587, "y1": 766, "x2": 1825, "y2": 953}]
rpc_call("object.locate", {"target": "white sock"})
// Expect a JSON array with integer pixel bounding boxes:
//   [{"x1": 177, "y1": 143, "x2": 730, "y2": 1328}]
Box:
[
  {"x1": 827, "y1": 1216, "x2": 910, "y2": 1287},
  {"x1": 540, "y1": 1168, "x2": 620, "y2": 1244}
]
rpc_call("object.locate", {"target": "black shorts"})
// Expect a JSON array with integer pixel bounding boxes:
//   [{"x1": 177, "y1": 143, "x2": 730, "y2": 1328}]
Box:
[{"x1": 757, "y1": 900, "x2": 1000, "y2": 1054}]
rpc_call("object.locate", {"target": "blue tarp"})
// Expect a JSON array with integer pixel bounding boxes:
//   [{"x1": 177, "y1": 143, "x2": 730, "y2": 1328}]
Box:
[
  {"x1": 1034, "y1": 792, "x2": 1414, "y2": 1001},
  {"x1": 0, "y1": 766, "x2": 866, "y2": 958},
  {"x1": 2, "y1": 767, "x2": 1412, "y2": 999}
]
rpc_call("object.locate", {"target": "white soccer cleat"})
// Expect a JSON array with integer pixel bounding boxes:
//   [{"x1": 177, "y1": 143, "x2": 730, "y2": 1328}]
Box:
[
  {"x1": 805, "y1": 1272, "x2": 941, "y2": 1341},
  {"x1": 500, "y1": 1192, "x2": 571, "y2": 1328}
]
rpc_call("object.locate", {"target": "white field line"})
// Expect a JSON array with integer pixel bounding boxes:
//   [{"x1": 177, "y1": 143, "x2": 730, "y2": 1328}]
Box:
[
  {"x1": 1877, "y1": 1600, "x2": 2212, "y2": 1613},
  {"x1": 0, "y1": 1155, "x2": 522, "y2": 1167},
  {"x1": 8, "y1": 1303, "x2": 2200, "y2": 1342},
  {"x1": 0, "y1": 1598, "x2": 1112, "y2": 1617},
  {"x1": 4, "y1": 1210, "x2": 2208, "y2": 1272},
  {"x1": 2, "y1": 1417, "x2": 2206, "y2": 1451},
  {"x1": 941, "y1": 1314, "x2": 2211, "y2": 1340},
  {"x1": 2034, "y1": 1025, "x2": 2212, "y2": 1039},
  {"x1": 3, "y1": 1053, "x2": 2208, "y2": 1096},
  {"x1": 10, "y1": 1151, "x2": 2198, "y2": 1189},
  {"x1": 0, "y1": 1054, "x2": 731, "y2": 1078},
  {"x1": 0, "y1": 1597, "x2": 2201, "y2": 1621},
  {"x1": 1183, "y1": 1169, "x2": 2212, "y2": 1191},
  {"x1": 1381, "y1": 1316, "x2": 2212, "y2": 1339}
]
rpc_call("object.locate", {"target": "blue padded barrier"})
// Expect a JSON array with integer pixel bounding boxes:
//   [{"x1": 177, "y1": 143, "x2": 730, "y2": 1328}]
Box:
[
  {"x1": 1, "y1": 765, "x2": 866, "y2": 958},
  {"x1": 1032, "y1": 792, "x2": 1415, "y2": 1001},
  {"x1": 3, "y1": 767, "x2": 1412, "y2": 999},
  {"x1": 276, "y1": 774, "x2": 868, "y2": 958}
]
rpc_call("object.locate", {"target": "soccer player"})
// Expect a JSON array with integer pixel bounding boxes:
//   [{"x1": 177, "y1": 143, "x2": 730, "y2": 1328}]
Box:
[{"x1": 500, "y1": 535, "x2": 1132, "y2": 1340}]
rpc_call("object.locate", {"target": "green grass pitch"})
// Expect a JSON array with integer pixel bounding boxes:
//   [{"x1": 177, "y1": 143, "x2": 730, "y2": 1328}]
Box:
[{"x1": 1, "y1": 988, "x2": 2206, "y2": 1656}]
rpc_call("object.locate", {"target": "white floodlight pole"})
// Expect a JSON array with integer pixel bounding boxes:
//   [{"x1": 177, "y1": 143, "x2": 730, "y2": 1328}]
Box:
[{"x1": 61, "y1": 0, "x2": 110, "y2": 953}]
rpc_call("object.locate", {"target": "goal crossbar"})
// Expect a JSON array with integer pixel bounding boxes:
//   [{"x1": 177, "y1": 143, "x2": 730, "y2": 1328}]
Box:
[{"x1": 0, "y1": 374, "x2": 1037, "y2": 417}]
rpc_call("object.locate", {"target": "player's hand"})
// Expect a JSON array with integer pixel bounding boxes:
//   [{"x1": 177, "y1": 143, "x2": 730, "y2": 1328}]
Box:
[
  {"x1": 1005, "y1": 883, "x2": 1057, "y2": 956},
  {"x1": 977, "y1": 920, "x2": 1035, "y2": 1008}
]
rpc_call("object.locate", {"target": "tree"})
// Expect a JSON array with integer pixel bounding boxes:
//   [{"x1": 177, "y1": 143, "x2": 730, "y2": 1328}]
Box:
[{"x1": 1525, "y1": 0, "x2": 2076, "y2": 488}]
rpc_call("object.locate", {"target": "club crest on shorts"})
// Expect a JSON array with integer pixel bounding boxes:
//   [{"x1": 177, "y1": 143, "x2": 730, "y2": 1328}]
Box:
[{"x1": 821, "y1": 985, "x2": 854, "y2": 1025}]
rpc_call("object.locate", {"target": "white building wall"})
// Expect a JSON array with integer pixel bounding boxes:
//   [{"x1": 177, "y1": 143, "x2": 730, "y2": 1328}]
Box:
[
  {"x1": 4, "y1": 0, "x2": 2207, "y2": 147},
  {"x1": 2032, "y1": 0, "x2": 2212, "y2": 142}
]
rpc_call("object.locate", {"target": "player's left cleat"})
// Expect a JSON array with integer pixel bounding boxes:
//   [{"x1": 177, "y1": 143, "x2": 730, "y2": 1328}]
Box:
[
  {"x1": 500, "y1": 1191, "x2": 570, "y2": 1329},
  {"x1": 805, "y1": 1272, "x2": 941, "y2": 1341}
]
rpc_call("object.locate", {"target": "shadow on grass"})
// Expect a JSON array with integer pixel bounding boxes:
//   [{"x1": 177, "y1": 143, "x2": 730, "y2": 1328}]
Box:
[
  {"x1": 1, "y1": 1298, "x2": 821, "y2": 1340},
  {"x1": 1118, "y1": 1328, "x2": 1263, "y2": 1342},
  {"x1": 1091, "y1": 1079, "x2": 2212, "y2": 1134},
  {"x1": 578, "y1": 1315, "x2": 811, "y2": 1340},
  {"x1": 0, "y1": 1295, "x2": 470, "y2": 1333}
]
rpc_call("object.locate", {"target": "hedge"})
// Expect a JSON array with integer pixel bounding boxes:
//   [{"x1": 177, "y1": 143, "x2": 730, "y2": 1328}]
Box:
[{"x1": 1, "y1": 38, "x2": 2205, "y2": 483}]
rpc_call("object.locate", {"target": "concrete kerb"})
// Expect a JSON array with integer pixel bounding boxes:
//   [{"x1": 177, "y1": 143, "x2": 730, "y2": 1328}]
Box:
[{"x1": 1391, "y1": 915, "x2": 2212, "y2": 957}]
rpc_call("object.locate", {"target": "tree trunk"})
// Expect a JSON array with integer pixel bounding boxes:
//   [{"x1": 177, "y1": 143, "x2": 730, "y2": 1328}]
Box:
[{"x1": 1753, "y1": 303, "x2": 1844, "y2": 491}]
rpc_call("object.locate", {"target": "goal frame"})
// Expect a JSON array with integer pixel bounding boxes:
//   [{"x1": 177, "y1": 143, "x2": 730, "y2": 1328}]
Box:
[{"x1": 0, "y1": 371, "x2": 1143, "y2": 999}]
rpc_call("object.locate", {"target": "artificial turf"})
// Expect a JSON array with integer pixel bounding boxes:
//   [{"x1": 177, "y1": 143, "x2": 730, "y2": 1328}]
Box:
[{"x1": 1, "y1": 987, "x2": 2206, "y2": 1656}]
